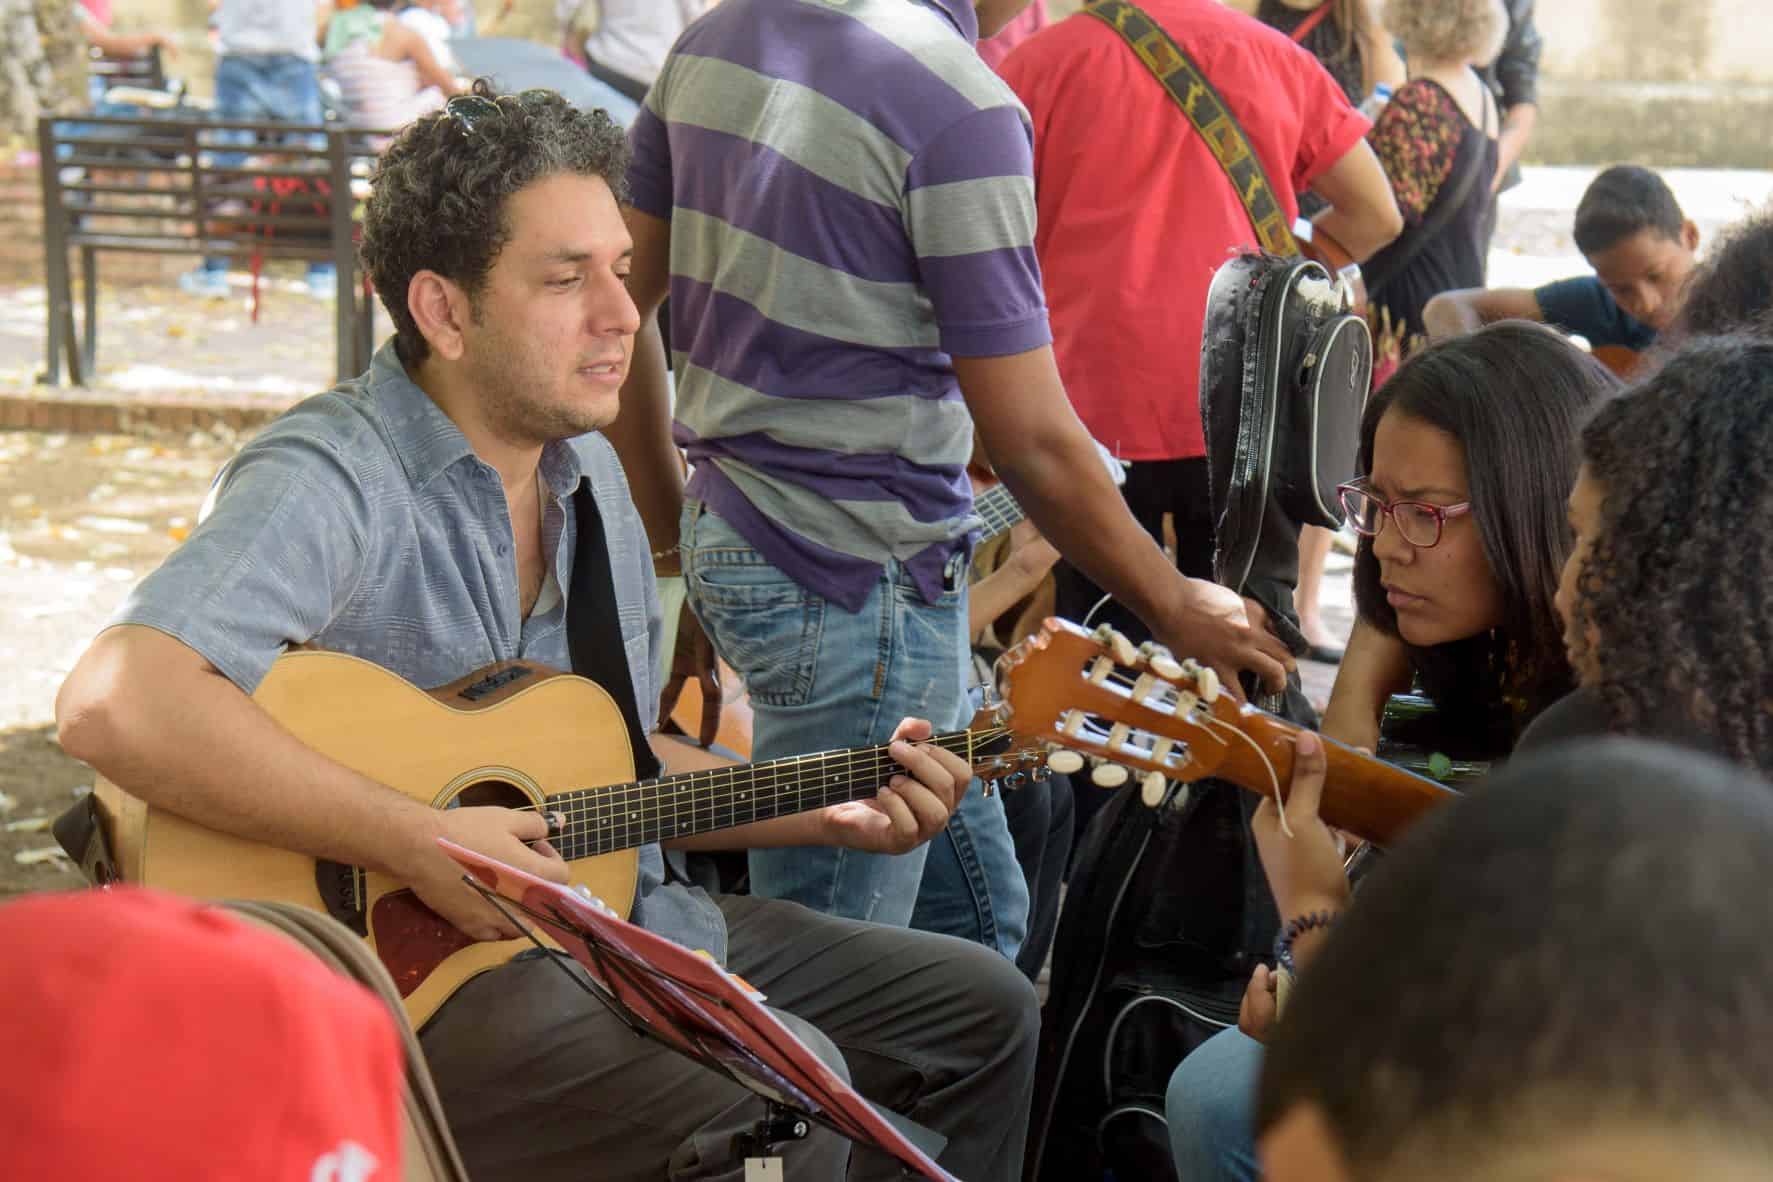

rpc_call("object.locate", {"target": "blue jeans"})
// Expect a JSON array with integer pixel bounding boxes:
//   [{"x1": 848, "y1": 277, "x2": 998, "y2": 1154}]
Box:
[
  {"x1": 1165, "y1": 1028, "x2": 1264, "y2": 1182},
  {"x1": 202, "y1": 53, "x2": 331, "y2": 283},
  {"x1": 681, "y1": 501, "x2": 1028, "y2": 959}
]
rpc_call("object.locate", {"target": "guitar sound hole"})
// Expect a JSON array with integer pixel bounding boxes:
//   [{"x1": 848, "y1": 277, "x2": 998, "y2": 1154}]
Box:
[{"x1": 453, "y1": 778, "x2": 533, "y2": 810}]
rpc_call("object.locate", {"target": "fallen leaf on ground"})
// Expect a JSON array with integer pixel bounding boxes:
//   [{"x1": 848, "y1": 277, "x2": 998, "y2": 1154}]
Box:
[{"x1": 14, "y1": 847, "x2": 71, "y2": 866}]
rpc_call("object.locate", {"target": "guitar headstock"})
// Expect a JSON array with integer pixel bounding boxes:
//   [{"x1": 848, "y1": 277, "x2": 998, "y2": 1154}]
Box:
[
  {"x1": 963, "y1": 705, "x2": 1056, "y2": 796},
  {"x1": 995, "y1": 617, "x2": 1243, "y2": 806}
]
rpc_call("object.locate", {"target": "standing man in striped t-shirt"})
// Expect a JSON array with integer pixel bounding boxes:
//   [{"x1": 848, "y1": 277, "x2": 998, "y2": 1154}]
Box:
[{"x1": 612, "y1": 0, "x2": 1295, "y2": 950}]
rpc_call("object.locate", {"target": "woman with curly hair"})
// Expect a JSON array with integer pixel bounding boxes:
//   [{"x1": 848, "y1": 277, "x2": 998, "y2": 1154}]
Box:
[
  {"x1": 1361, "y1": 0, "x2": 1506, "y2": 346},
  {"x1": 1520, "y1": 333, "x2": 1773, "y2": 768},
  {"x1": 1165, "y1": 322, "x2": 1618, "y2": 1182}
]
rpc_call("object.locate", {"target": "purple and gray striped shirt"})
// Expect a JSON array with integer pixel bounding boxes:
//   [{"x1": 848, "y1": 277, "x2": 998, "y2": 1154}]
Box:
[{"x1": 626, "y1": 0, "x2": 1053, "y2": 611}]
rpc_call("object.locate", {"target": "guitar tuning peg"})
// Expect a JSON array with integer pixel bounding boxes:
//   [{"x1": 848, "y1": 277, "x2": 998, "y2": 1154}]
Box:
[
  {"x1": 1106, "y1": 629, "x2": 1139, "y2": 667},
  {"x1": 1046, "y1": 749, "x2": 1085, "y2": 775},
  {"x1": 1139, "y1": 769, "x2": 1167, "y2": 808},
  {"x1": 1091, "y1": 762, "x2": 1130, "y2": 789},
  {"x1": 1148, "y1": 650, "x2": 1184, "y2": 681},
  {"x1": 1197, "y1": 667, "x2": 1221, "y2": 704}
]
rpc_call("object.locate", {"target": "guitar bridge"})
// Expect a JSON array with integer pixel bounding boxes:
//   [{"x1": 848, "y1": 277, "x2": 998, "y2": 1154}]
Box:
[{"x1": 315, "y1": 859, "x2": 368, "y2": 936}]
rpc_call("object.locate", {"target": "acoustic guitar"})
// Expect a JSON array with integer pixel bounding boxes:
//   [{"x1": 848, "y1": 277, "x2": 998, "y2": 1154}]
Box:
[
  {"x1": 995, "y1": 618, "x2": 1459, "y2": 846},
  {"x1": 94, "y1": 650, "x2": 1050, "y2": 1028}
]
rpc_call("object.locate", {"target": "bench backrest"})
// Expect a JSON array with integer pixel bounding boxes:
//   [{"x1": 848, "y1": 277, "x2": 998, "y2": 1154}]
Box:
[{"x1": 38, "y1": 113, "x2": 389, "y2": 264}]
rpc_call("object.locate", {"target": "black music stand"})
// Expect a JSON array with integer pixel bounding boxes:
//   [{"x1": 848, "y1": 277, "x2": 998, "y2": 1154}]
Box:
[{"x1": 441, "y1": 840, "x2": 954, "y2": 1180}]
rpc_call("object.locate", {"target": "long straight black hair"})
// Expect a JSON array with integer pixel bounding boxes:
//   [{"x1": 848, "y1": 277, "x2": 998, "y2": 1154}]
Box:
[{"x1": 1351, "y1": 322, "x2": 1619, "y2": 736}]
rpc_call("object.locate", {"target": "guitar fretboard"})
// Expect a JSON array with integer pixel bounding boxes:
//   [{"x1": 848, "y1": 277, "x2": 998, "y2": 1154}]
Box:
[
  {"x1": 546, "y1": 729, "x2": 1001, "y2": 860},
  {"x1": 975, "y1": 482, "x2": 1025, "y2": 541}
]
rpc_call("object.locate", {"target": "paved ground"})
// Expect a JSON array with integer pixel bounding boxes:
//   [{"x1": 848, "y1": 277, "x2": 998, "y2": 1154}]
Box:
[{"x1": 1, "y1": 165, "x2": 1767, "y2": 896}]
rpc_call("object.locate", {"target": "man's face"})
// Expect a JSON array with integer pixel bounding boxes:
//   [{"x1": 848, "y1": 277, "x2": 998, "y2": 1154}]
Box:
[
  {"x1": 1585, "y1": 222, "x2": 1699, "y2": 333},
  {"x1": 457, "y1": 173, "x2": 639, "y2": 446}
]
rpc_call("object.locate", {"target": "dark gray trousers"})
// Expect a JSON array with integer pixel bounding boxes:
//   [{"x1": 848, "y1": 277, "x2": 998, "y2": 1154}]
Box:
[{"x1": 420, "y1": 894, "x2": 1039, "y2": 1181}]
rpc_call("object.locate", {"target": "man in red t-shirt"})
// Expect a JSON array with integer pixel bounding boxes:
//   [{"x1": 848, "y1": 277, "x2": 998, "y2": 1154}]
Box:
[{"x1": 1000, "y1": 0, "x2": 1400, "y2": 651}]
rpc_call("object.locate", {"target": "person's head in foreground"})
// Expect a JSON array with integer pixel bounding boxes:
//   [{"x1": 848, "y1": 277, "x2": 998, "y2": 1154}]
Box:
[
  {"x1": 1348, "y1": 322, "x2": 1618, "y2": 731},
  {"x1": 1559, "y1": 332, "x2": 1773, "y2": 771},
  {"x1": 2, "y1": 886, "x2": 405, "y2": 1180},
  {"x1": 1572, "y1": 165, "x2": 1700, "y2": 334},
  {"x1": 358, "y1": 78, "x2": 638, "y2": 446},
  {"x1": 1256, "y1": 738, "x2": 1773, "y2": 1181}
]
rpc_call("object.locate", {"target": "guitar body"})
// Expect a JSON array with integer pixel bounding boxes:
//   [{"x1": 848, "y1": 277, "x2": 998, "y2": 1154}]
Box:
[
  {"x1": 97, "y1": 650, "x2": 642, "y2": 1028},
  {"x1": 1591, "y1": 344, "x2": 1643, "y2": 380}
]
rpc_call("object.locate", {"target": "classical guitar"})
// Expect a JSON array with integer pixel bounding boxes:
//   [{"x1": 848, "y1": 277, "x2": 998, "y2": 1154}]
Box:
[
  {"x1": 993, "y1": 618, "x2": 1459, "y2": 846},
  {"x1": 92, "y1": 651, "x2": 1048, "y2": 1028}
]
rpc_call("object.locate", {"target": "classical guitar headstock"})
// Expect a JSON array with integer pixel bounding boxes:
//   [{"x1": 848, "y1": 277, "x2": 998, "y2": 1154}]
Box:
[{"x1": 995, "y1": 617, "x2": 1246, "y2": 807}]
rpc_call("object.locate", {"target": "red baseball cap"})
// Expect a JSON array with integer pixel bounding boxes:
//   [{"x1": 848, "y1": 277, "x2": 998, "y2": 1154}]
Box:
[{"x1": 0, "y1": 887, "x2": 405, "y2": 1181}]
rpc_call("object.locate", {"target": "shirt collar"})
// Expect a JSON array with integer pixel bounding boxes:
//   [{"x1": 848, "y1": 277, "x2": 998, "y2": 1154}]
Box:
[
  {"x1": 367, "y1": 341, "x2": 587, "y2": 496},
  {"x1": 920, "y1": 0, "x2": 979, "y2": 44}
]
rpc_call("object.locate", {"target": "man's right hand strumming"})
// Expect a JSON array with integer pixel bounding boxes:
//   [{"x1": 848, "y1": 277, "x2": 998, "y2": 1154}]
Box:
[{"x1": 398, "y1": 806, "x2": 571, "y2": 942}]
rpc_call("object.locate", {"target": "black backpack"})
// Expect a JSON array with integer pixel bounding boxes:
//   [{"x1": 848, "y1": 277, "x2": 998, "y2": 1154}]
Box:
[{"x1": 1023, "y1": 765, "x2": 1290, "y2": 1182}]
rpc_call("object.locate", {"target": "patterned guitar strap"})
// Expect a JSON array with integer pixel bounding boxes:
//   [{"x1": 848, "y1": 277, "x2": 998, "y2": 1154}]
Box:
[{"x1": 1082, "y1": 0, "x2": 1300, "y2": 258}]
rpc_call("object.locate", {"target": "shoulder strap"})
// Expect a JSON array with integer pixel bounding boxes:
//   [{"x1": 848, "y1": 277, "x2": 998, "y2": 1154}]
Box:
[
  {"x1": 569, "y1": 482, "x2": 662, "y2": 780},
  {"x1": 1085, "y1": 0, "x2": 1298, "y2": 256},
  {"x1": 1290, "y1": 2, "x2": 1334, "y2": 43}
]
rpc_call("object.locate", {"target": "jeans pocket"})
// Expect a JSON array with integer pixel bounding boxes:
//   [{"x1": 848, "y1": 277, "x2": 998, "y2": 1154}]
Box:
[{"x1": 688, "y1": 551, "x2": 824, "y2": 708}]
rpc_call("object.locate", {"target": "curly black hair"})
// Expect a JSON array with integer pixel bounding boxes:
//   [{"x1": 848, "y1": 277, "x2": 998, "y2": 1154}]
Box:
[
  {"x1": 358, "y1": 78, "x2": 631, "y2": 366},
  {"x1": 1352, "y1": 323, "x2": 1619, "y2": 740},
  {"x1": 1572, "y1": 334, "x2": 1773, "y2": 770},
  {"x1": 1667, "y1": 208, "x2": 1773, "y2": 341}
]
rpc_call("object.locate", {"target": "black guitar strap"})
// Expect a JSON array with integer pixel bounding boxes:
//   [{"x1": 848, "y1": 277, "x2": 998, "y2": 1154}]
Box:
[{"x1": 568, "y1": 483, "x2": 661, "y2": 781}]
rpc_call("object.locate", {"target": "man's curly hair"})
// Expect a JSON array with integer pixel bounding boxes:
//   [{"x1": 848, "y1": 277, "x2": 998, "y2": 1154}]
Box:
[
  {"x1": 358, "y1": 79, "x2": 631, "y2": 366},
  {"x1": 1573, "y1": 334, "x2": 1773, "y2": 771}
]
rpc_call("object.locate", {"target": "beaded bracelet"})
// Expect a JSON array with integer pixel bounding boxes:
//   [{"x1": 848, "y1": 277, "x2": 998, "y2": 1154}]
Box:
[
  {"x1": 652, "y1": 544, "x2": 681, "y2": 560},
  {"x1": 1274, "y1": 908, "x2": 1339, "y2": 974}
]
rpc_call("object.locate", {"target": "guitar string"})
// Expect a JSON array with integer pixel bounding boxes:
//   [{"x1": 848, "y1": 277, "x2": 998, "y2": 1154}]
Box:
[
  {"x1": 544, "y1": 730, "x2": 1010, "y2": 855},
  {"x1": 549, "y1": 728, "x2": 998, "y2": 821},
  {"x1": 548, "y1": 731, "x2": 992, "y2": 827}
]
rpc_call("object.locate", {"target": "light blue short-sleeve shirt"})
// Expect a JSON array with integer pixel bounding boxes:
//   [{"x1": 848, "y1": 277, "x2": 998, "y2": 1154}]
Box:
[{"x1": 112, "y1": 343, "x2": 727, "y2": 960}]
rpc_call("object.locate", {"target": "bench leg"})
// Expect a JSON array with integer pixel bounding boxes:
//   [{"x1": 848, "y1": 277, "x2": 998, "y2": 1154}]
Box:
[
  {"x1": 42, "y1": 243, "x2": 69, "y2": 387},
  {"x1": 334, "y1": 262, "x2": 353, "y2": 383},
  {"x1": 79, "y1": 247, "x2": 98, "y2": 381}
]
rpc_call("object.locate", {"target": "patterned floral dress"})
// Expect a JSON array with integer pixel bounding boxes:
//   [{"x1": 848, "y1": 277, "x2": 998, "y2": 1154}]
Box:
[{"x1": 1363, "y1": 77, "x2": 1498, "y2": 346}]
